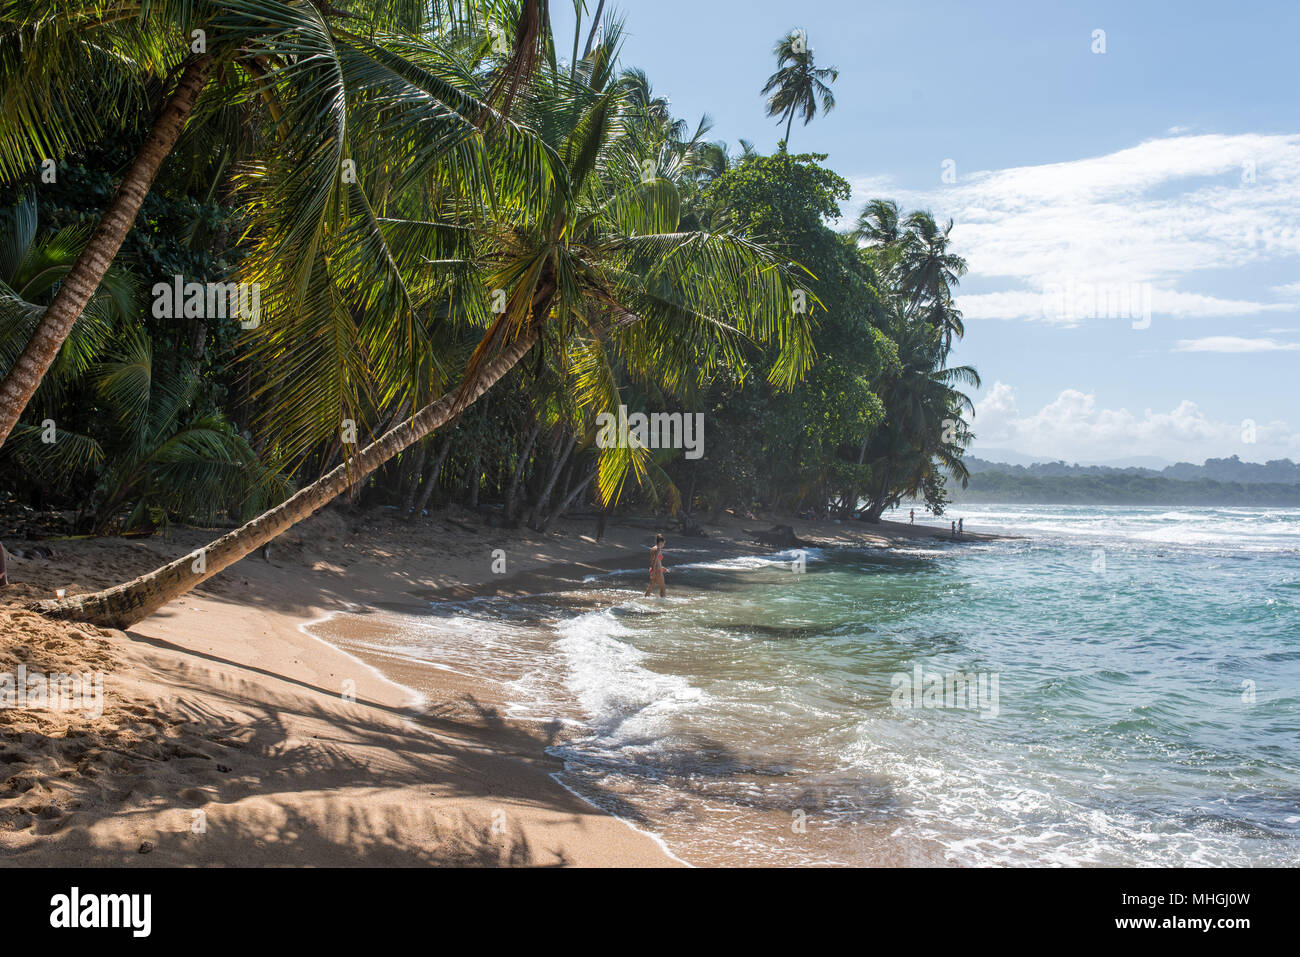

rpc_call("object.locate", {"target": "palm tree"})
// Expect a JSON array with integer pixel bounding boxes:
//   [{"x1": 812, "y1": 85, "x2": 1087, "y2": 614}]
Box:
[
  {"x1": 761, "y1": 29, "x2": 838, "y2": 149},
  {"x1": 896, "y1": 212, "x2": 967, "y2": 309},
  {"x1": 920, "y1": 294, "x2": 966, "y2": 360},
  {"x1": 0, "y1": 193, "x2": 134, "y2": 413},
  {"x1": 32, "y1": 27, "x2": 813, "y2": 628},
  {"x1": 0, "y1": 0, "x2": 551, "y2": 449},
  {"x1": 858, "y1": 204, "x2": 969, "y2": 358},
  {"x1": 12, "y1": 325, "x2": 289, "y2": 533},
  {"x1": 853, "y1": 198, "x2": 902, "y2": 248},
  {"x1": 0, "y1": 194, "x2": 133, "y2": 564},
  {"x1": 859, "y1": 313, "x2": 978, "y2": 521}
]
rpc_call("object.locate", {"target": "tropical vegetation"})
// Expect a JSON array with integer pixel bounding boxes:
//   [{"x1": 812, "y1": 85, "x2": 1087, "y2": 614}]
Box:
[{"x1": 0, "y1": 2, "x2": 977, "y2": 627}]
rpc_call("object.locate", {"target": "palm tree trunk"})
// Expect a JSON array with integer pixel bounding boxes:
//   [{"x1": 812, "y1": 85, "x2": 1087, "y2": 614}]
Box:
[
  {"x1": 528, "y1": 432, "x2": 576, "y2": 529},
  {"x1": 465, "y1": 395, "x2": 491, "y2": 510},
  {"x1": 0, "y1": 54, "x2": 214, "y2": 449},
  {"x1": 843, "y1": 435, "x2": 870, "y2": 518},
  {"x1": 862, "y1": 469, "x2": 892, "y2": 523},
  {"x1": 582, "y1": 0, "x2": 607, "y2": 57},
  {"x1": 401, "y1": 439, "x2": 431, "y2": 514},
  {"x1": 30, "y1": 330, "x2": 539, "y2": 628},
  {"x1": 784, "y1": 108, "x2": 795, "y2": 149},
  {"x1": 411, "y1": 433, "x2": 455, "y2": 518},
  {"x1": 537, "y1": 466, "x2": 595, "y2": 531},
  {"x1": 504, "y1": 416, "x2": 542, "y2": 523}
]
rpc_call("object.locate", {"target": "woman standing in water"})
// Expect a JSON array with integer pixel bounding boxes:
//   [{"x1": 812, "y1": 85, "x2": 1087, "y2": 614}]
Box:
[{"x1": 645, "y1": 533, "x2": 667, "y2": 598}]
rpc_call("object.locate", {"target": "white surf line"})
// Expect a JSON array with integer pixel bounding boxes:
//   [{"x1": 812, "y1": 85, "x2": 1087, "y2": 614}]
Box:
[
  {"x1": 304, "y1": 600, "x2": 590, "y2": 728},
  {"x1": 297, "y1": 602, "x2": 428, "y2": 711},
  {"x1": 307, "y1": 600, "x2": 689, "y2": 865},
  {"x1": 547, "y1": 770, "x2": 694, "y2": 867}
]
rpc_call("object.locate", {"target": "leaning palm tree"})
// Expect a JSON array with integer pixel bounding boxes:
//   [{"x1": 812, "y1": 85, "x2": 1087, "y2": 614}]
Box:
[
  {"x1": 761, "y1": 29, "x2": 838, "y2": 149},
  {"x1": 32, "y1": 29, "x2": 813, "y2": 628},
  {"x1": 0, "y1": 0, "x2": 550, "y2": 449}
]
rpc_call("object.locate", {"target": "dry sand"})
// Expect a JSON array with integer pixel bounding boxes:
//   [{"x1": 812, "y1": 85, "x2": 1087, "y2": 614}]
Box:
[{"x1": 0, "y1": 504, "x2": 994, "y2": 866}]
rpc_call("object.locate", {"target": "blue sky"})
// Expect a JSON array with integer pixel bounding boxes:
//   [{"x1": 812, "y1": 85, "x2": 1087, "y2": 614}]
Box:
[{"x1": 553, "y1": 0, "x2": 1300, "y2": 465}]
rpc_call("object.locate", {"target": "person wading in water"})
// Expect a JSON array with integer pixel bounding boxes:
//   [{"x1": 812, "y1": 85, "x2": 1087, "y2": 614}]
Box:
[{"x1": 645, "y1": 533, "x2": 667, "y2": 598}]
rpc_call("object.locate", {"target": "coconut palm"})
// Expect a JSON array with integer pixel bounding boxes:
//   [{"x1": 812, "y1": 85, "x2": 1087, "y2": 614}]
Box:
[
  {"x1": 0, "y1": 197, "x2": 136, "y2": 543},
  {"x1": 853, "y1": 198, "x2": 902, "y2": 249},
  {"x1": 32, "y1": 26, "x2": 813, "y2": 628},
  {"x1": 857, "y1": 204, "x2": 968, "y2": 357},
  {"x1": 0, "y1": 0, "x2": 551, "y2": 449},
  {"x1": 896, "y1": 211, "x2": 967, "y2": 310},
  {"x1": 859, "y1": 314, "x2": 978, "y2": 521},
  {"x1": 13, "y1": 325, "x2": 289, "y2": 533},
  {"x1": 0, "y1": 193, "x2": 134, "y2": 410},
  {"x1": 761, "y1": 29, "x2": 838, "y2": 149},
  {"x1": 920, "y1": 294, "x2": 966, "y2": 360}
]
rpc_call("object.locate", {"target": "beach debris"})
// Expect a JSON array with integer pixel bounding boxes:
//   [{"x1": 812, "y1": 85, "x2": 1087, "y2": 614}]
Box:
[
  {"x1": 137, "y1": 841, "x2": 153, "y2": 854},
  {"x1": 6, "y1": 545, "x2": 57, "y2": 560},
  {"x1": 677, "y1": 513, "x2": 707, "y2": 537}
]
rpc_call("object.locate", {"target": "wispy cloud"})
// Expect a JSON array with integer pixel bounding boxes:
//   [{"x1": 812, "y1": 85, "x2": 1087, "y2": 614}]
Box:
[
  {"x1": 848, "y1": 133, "x2": 1300, "y2": 325},
  {"x1": 1175, "y1": 336, "x2": 1300, "y2": 353}
]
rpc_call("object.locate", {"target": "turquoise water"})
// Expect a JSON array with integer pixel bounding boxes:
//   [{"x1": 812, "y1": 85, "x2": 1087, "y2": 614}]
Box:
[
  {"x1": 350, "y1": 505, "x2": 1300, "y2": 865},
  {"x1": 543, "y1": 505, "x2": 1300, "y2": 865}
]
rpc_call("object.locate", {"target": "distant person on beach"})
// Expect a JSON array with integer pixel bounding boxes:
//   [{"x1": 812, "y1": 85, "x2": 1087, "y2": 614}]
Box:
[
  {"x1": 958, "y1": 518, "x2": 963, "y2": 537},
  {"x1": 951, "y1": 520, "x2": 956, "y2": 538},
  {"x1": 909, "y1": 509, "x2": 914, "y2": 524},
  {"x1": 645, "y1": 533, "x2": 667, "y2": 598}
]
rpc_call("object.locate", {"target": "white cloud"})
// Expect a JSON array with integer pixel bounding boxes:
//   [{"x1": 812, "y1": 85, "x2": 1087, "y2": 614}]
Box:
[
  {"x1": 1175, "y1": 336, "x2": 1300, "y2": 353},
  {"x1": 848, "y1": 133, "x2": 1300, "y2": 325},
  {"x1": 972, "y1": 382, "x2": 1298, "y2": 461}
]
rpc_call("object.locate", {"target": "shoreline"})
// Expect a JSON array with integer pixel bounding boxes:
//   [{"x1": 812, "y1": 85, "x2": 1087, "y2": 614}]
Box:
[
  {"x1": 298, "y1": 512, "x2": 1008, "y2": 866},
  {"x1": 1, "y1": 506, "x2": 1005, "y2": 866}
]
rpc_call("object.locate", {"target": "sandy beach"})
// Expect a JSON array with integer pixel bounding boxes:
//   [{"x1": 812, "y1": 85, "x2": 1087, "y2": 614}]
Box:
[{"x1": 1, "y1": 505, "x2": 996, "y2": 866}]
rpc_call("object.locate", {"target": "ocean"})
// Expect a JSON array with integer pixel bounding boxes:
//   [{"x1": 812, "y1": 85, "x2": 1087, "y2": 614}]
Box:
[{"x1": 328, "y1": 505, "x2": 1300, "y2": 866}]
